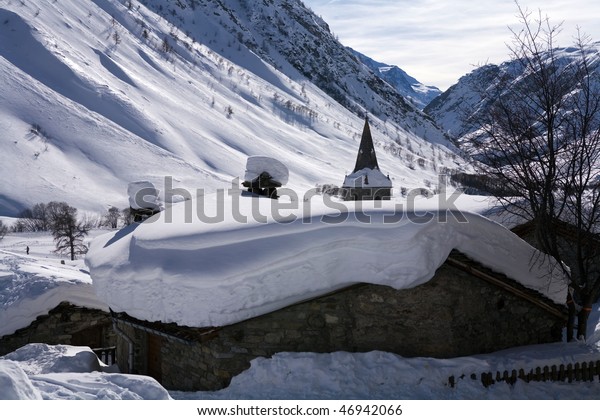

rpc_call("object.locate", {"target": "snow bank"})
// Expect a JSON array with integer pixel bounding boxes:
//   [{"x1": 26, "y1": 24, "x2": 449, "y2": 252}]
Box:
[
  {"x1": 86, "y1": 191, "x2": 568, "y2": 328},
  {"x1": 0, "y1": 344, "x2": 171, "y2": 400},
  {"x1": 175, "y1": 340, "x2": 600, "y2": 400}
]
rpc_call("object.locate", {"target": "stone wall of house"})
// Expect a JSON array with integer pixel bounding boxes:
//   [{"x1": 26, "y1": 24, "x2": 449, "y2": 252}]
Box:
[
  {"x1": 112, "y1": 320, "x2": 147, "y2": 375},
  {"x1": 0, "y1": 302, "x2": 116, "y2": 356},
  {"x1": 341, "y1": 187, "x2": 392, "y2": 201},
  {"x1": 117, "y1": 262, "x2": 565, "y2": 392}
]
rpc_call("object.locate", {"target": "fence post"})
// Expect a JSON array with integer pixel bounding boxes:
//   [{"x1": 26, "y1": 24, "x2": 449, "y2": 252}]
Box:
[
  {"x1": 575, "y1": 362, "x2": 582, "y2": 381},
  {"x1": 551, "y1": 365, "x2": 557, "y2": 380},
  {"x1": 559, "y1": 364, "x2": 565, "y2": 381},
  {"x1": 567, "y1": 363, "x2": 574, "y2": 383},
  {"x1": 481, "y1": 372, "x2": 494, "y2": 388},
  {"x1": 510, "y1": 370, "x2": 517, "y2": 385}
]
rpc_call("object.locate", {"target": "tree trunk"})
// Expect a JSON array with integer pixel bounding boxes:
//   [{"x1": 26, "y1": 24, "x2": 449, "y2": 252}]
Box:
[
  {"x1": 567, "y1": 293, "x2": 576, "y2": 342},
  {"x1": 577, "y1": 303, "x2": 593, "y2": 341}
]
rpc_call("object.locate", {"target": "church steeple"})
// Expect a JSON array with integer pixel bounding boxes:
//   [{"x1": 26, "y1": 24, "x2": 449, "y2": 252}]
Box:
[
  {"x1": 353, "y1": 117, "x2": 379, "y2": 172},
  {"x1": 341, "y1": 116, "x2": 392, "y2": 201}
]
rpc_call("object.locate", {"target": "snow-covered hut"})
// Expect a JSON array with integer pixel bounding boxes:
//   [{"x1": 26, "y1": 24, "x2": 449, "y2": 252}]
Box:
[
  {"x1": 241, "y1": 156, "x2": 289, "y2": 199},
  {"x1": 341, "y1": 118, "x2": 392, "y2": 200},
  {"x1": 85, "y1": 193, "x2": 569, "y2": 392},
  {"x1": 127, "y1": 181, "x2": 161, "y2": 222}
]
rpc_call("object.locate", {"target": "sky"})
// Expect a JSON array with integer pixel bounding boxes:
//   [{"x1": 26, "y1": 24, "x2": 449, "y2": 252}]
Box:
[{"x1": 302, "y1": 0, "x2": 600, "y2": 90}]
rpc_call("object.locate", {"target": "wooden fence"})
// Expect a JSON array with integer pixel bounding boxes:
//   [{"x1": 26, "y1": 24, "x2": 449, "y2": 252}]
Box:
[{"x1": 448, "y1": 360, "x2": 600, "y2": 388}]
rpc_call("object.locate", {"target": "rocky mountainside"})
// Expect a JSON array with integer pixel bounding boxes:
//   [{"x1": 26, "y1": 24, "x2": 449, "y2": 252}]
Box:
[
  {"x1": 138, "y1": 0, "x2": 450, "y2": 145},
  {"x1": 425, "y1": 42, "x2": 600, "y2": 142}
]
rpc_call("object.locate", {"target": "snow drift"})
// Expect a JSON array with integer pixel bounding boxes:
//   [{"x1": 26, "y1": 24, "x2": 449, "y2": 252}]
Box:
[{"x1": 0, "y1": 343, "x2": 171, "y2": 400}]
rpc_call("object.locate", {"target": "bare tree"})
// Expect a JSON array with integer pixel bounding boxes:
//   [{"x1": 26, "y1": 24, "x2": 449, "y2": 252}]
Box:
[
  {"x1": 463, "y1": 4, "x2": 600, "y2": 340},
  {"x1": 121, "y1": 207, "x2": 135, "y2": 226},
  {"x1": 103, "y1": 206, "x2": 121, "y2": 229},
  {"x1": 51, "y1": 203, "x2": 91, "y2": 261},
  {"x1": 0, "y1": 220, "x2": 7, "y2": 240},
  {"x1": 16, "y1": 201, "x2": 76, "y2": 232}
]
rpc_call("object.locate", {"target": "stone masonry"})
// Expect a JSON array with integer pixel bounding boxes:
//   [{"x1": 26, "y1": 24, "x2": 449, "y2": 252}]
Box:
[
  {"x1": 113, "y1": 257, "x2": 566, "y2": 392},
  {"x1": 0, "y1": 302, "x2": 116, "y2": 356}
]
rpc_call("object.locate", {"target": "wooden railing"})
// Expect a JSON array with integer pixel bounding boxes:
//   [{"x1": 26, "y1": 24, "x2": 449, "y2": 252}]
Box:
[
  {"x1": 448, "y1": 360, "x2": 600, "y2": 388},
  {"x1": 93, "y1": 346, "x2": 116, "y2": 366}
]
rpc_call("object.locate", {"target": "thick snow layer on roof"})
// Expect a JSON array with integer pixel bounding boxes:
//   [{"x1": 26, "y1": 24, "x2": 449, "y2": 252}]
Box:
[
  {"x1": 343, "y1": 168, "x2": 392, "y2": 188},
  {"x1": 243, "y1": 156, "x2": 289, "y2": 185},
  {"x1": 86, "y1": 191, "x2": 568, "y2": 328},
  {"x1": 127, "y1": 181, "x2": 161, "y2": 211}
]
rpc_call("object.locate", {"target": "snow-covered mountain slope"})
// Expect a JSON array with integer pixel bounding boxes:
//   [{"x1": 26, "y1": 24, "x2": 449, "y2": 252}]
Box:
[
  {"x1": 349, "y1": 48, "x2": 441, "y2": 110},
  {"x1": 0, "y1": 0, "x2": 468, "y2": 217},
  {"x1": 425, "y1": 42, "x2": 600, "y2": 141},
  {"x1": 137, "y1": 0, "x2": 450, "y2": 141}
]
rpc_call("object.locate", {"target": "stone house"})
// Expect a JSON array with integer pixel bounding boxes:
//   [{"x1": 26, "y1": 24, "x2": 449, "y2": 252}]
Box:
[
  {"x1": 109, "y1": 250, "x2": 566, "y2": 392},
  {"x1": 341, "y1": 118, "x2": 392, "y2": 200},
  {"x1": 0, "y1": 302, "x2": 116, "y2": 359}
]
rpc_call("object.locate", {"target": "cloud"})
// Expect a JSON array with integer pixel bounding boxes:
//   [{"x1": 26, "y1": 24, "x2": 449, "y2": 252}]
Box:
[{"x1": 304, "y1": 0, "x2": 600, "y2": 90}]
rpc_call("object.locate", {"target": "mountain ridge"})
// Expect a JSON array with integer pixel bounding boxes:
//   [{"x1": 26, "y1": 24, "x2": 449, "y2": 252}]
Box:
[
  {"x1": 349, "y1": 47, "x2": 441, "y2": 110},
  {"x1": 425, "y1": 42, "x2": 600, "y2": 142}
]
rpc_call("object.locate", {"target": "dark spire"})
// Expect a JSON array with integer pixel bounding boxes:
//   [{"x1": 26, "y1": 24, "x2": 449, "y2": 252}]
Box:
[{"x1": 353, "y1": 117, "x2": 379, "y2": 172}]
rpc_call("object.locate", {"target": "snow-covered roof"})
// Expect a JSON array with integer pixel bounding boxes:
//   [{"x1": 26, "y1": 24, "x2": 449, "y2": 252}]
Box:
[
  {"x1": 343, "y1": 167, "x2": 392, "y2": 188},
  {"x1": 128, "y1": 181, "x2": 161, "y2": 211},
  {"x1": 243, "y1": 156, "x2": 289, "y2": 185},
  {"x1": 85, "y1": 192, "x2": 568, "y2": 328}
]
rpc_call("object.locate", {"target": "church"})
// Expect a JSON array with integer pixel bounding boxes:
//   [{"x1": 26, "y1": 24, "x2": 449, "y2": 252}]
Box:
[{"x1": 341, "y1": 118, "x2": 392, "y2": 200}]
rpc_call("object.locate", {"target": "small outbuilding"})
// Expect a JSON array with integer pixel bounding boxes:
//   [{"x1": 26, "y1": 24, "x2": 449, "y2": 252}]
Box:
[
  {"x1": 108, "y1": 251, "x2": 566, "y2": 391},
  {"x1": 127, "y1": 180, "x2": 161, "y2": 222},
  {"x1": 241, "y1": 156, "x2": 289, "y2": 199}
]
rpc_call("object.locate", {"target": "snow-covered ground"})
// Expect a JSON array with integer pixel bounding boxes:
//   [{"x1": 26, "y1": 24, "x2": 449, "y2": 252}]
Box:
[{"x1": 2, "y1": 195, "x2": 600, "y2": 401}]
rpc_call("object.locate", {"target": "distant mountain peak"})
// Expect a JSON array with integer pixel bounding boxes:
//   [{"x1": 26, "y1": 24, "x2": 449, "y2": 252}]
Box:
[{"x1": 349, "y1": 48, "x2": 442, "y2": 109}]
